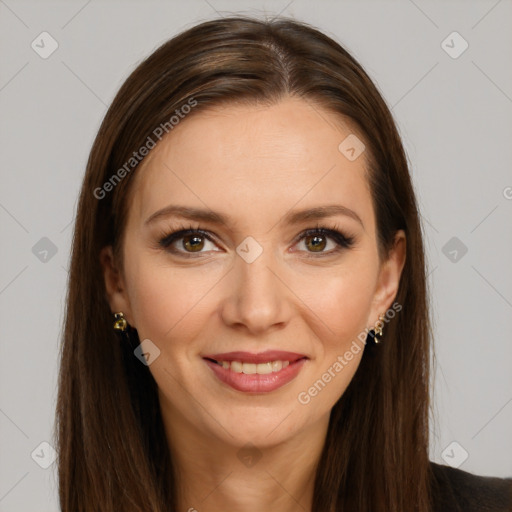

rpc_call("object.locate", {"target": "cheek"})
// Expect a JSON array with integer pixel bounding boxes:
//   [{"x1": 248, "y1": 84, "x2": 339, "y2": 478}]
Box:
[
  {"x1": 294, "y1": 259, "x2": 379, "y2": 346},
  {"x1": 124, "y1": 252, "x2": 221, "y2": 344},
  {"x1": 293, "y1": 264, "x2": 377, "y2": 411},
  {"x1": 327, "y1": 277, "x2": 373, "y2": 339}
]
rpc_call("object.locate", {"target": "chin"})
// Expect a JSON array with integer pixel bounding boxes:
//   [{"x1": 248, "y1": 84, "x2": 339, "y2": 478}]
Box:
[{"x1": 204, "y1": 410, "x2": 304, "y2": 448}]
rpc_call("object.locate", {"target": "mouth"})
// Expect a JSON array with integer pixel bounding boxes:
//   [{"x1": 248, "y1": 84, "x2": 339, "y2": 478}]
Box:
[{"x1": 202, "y1": 351, "x2": 309, "y2": 393}]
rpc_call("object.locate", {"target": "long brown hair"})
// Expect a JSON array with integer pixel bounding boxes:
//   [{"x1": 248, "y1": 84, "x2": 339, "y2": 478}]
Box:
[{"x1": 55, "y1": 15, "x2": 432, "y2": 511}]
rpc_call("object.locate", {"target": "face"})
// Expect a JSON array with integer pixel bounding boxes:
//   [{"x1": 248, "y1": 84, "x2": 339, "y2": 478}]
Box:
[{"x1": 101, "y1": 96, "x2": 406, "y2": 450}]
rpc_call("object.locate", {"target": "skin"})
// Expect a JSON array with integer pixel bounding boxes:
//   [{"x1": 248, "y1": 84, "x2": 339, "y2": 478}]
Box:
[{"x1": 101, "y1": 96, "x2": 406, "y2": 512}]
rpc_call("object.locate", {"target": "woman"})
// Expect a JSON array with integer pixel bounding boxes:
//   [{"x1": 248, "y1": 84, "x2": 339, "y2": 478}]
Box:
[{"x1": 55, "y1": 16, "x2": 512, "y2": 512}]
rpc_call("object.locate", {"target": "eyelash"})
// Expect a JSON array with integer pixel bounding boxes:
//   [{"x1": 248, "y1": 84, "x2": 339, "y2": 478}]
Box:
[{"x1": 157, "y1": 223, "x2": 355, "y2": 258}]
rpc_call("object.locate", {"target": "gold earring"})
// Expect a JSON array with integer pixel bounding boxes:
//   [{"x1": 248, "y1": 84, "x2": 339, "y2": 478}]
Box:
[
  {"x1": 373, "y1": 313, "x2": 386, "y2": 343},
  {"x1": 113, "y1": 312, "x2": 128, "y2": 332}
]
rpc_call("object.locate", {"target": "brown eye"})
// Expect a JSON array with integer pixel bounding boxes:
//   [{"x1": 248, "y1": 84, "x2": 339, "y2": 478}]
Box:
[
  {"x1": 304, "y1": 234, "x2": 327, "y2": 252},
  {"x1": 294, "y1": 227, "x2": 355, "y2": 256},
  {"x1": 159, "y1": 226, "x2": 354, "y2": 258},
  {"x1": 159, "y1": 229, "x2": 220, "y2": 256},
  {"x1": 182, "y1": 234, "x2": 205, "y2": 252}
]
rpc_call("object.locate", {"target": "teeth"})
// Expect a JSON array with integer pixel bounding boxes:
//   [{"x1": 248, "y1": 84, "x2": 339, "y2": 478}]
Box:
[
  {"x1": 231, "y1": 361, "x2": 243, "y2": 373},
  {"x1": 217, "y1": 360, "x2": 291, "y2": 374}
]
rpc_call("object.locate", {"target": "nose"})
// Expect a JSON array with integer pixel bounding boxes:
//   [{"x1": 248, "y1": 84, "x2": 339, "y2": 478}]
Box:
[{"x1": 219, "y1": 246, "x2": 292, "y2": 335}]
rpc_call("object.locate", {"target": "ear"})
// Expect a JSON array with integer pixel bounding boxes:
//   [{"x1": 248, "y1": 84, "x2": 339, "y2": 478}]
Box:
[
  {"x1": 99, "y1": 245, "x2": 135, "y2": 327},
  {"x1": 369, "y1": 230, "x2": 406, "y2": 326}
]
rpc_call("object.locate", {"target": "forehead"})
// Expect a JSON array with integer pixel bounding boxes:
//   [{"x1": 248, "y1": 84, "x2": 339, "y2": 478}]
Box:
[{"x1": 129, "y1": 97, "x2": 374, "y2": 230}]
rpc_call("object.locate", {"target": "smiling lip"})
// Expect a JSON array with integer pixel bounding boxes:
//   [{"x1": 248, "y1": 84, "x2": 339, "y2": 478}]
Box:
[
  {"x1": 202, "y1": 350, "x2": 307, "y2": 364},
  {"x1": 202, "y1": 350, "x2": 308, "y2": 393}
]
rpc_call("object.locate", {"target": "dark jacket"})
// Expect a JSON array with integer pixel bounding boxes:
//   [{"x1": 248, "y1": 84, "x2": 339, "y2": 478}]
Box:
[{"x1": 431, "y1": 462, "x2": 512, "y2": 511}]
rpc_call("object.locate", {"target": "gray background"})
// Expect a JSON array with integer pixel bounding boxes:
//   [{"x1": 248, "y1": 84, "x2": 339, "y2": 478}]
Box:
[{"x1": 1, "y1": 0, "x2": 511, "y2": 510}]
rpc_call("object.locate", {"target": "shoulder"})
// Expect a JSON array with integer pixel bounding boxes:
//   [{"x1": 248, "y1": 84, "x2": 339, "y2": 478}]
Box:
[{"x1": 429, "y1": 461, "x2": 512, "y2": 512}]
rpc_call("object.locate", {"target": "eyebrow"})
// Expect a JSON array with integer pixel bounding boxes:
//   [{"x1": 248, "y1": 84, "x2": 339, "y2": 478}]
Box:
[{"x1": 144, "y1": 204, "x2": 363, "y2": 228}]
